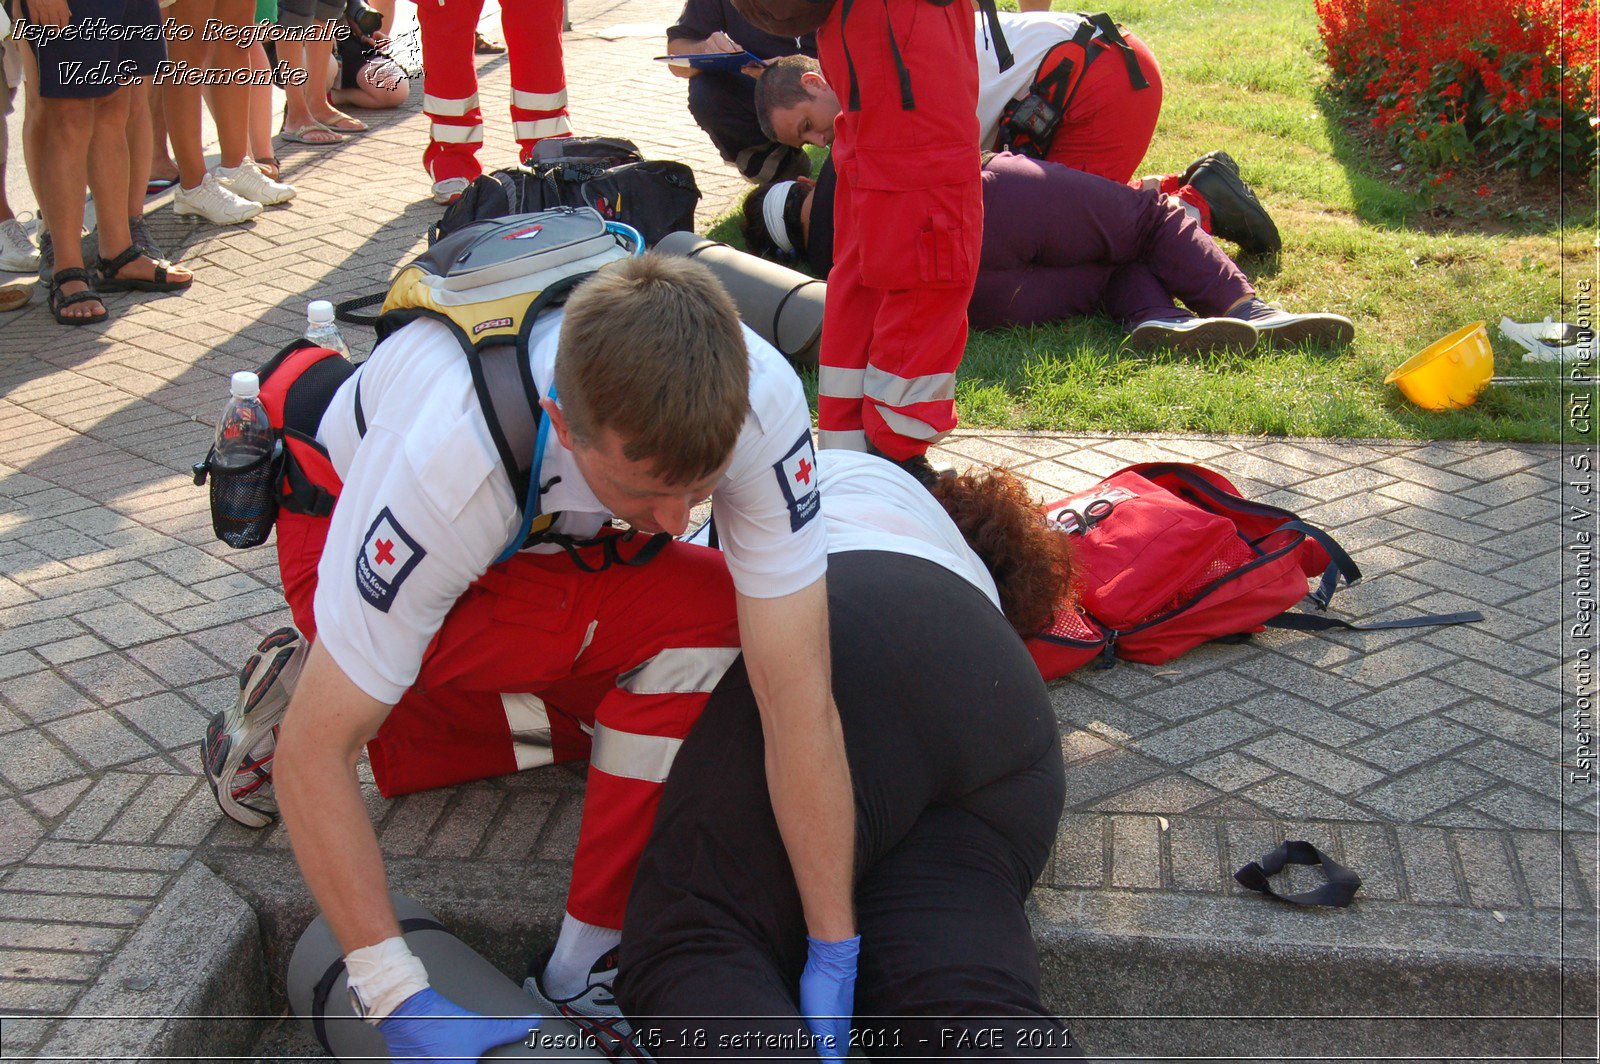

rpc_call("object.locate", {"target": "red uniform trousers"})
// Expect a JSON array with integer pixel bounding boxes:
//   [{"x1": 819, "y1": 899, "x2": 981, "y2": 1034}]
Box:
[
  {"x1": 416, "y1": 0, "x2": 571, "y2": 182},
  {"x1": 1037, "y1": 31, "x2": 1163, "y2": 186},
  {"x1": 276, "y1": 505, "x2": 738, "y2": 930},
  {"x1": 1027, "y1": 34, "x2": 1213, "y2": 232},
  {"x1": 814, "y1": 0, "x2": 981, "y2": 460}
]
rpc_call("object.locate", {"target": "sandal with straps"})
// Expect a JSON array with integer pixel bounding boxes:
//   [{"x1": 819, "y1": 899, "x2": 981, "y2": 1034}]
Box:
[
  {"x1": 96, "y1": 244, "x2": 193, "y2": 293},
  {"x1": 48, "y1": 267, "x2": 108, "y2": 326}
]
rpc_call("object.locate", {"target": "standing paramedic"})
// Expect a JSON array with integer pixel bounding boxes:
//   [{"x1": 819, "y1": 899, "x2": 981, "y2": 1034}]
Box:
[
  {"x1": 416, "y1": 0, "x2": 571, "y2": 204},
  {"x1": 761, "y1": 0, "x2": 992, "y2": 483},
  {"x1": 220, "y1": 256, "x2": 855, "y2": 1060}
]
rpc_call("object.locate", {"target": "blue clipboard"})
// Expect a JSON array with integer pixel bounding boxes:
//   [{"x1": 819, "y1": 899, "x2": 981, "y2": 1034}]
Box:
[{"x1": 655, "y1": 51, "x2": 766, "y2": 73}]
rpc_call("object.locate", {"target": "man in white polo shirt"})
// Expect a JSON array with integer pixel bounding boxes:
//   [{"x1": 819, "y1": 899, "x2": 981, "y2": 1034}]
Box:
[{"x1": 206, "y1": 255, "x2": 856, "y2": 1061}]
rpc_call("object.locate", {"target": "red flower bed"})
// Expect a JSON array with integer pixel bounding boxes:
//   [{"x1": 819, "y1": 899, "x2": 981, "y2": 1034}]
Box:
[{"x1": 1315, "y1": 0, "x2": 1598, "y2": 177}]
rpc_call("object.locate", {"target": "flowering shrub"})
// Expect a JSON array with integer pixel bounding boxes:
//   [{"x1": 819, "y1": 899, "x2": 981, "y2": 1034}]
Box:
[{"x1": 1315, "y1": 0, "x2": 1598, "y2": 177}]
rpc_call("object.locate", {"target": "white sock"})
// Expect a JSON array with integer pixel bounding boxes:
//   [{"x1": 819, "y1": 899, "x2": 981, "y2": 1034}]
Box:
[
  {"x1": 215, "y1": 163, "x2": 242, "y2": 178},
  {"x1": 542, "y1": 913, "x2": 621, "y2": 999}
]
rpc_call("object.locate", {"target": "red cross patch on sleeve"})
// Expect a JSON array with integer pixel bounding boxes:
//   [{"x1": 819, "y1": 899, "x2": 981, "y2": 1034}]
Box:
[
  {"x1": 773, "y1": 433, "x2": 821, "y2": 533},
  {"x1": 356, "y1": 508, "x2": 426, "y2": 613}
]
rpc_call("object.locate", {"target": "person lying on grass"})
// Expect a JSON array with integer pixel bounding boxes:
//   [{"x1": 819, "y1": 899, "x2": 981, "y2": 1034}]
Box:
[{"x1": 743, "y1": 152, "x2": 1354, "y2": 354}]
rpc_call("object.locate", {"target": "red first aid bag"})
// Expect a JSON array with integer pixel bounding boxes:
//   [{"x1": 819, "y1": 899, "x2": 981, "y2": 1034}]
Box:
[{"x1": 1026, "y1": 463, "x2": 1480, "y2": 678}]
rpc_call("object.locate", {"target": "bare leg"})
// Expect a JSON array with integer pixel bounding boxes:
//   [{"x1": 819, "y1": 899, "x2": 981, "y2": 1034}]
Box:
[
  {"x1": 18, "y1": 40, "x2": 45, "y2": 224},
  {"x1": 87, "y1": 88, "x2": 134, "y2": 260},
  {"x1": 245, "y1": 40, "x2": 278, "y2": 175},
  {"x1": 124, "y1": 80, "x2": 153, "y2": 220},
  {"x1": 37, "y1": 94, "x2": 100, "y2": 317},
  {"x1": 305, "y1": 24, "x2": 365, "y2": 130},
  {"x1": 149, "y1": 87, "x2": 179, "y2": 186},
  {"x1": 92, "y1": 86, "x2": 193, "y2": 287},
  {"x1": 0, "y1": 100, "x2": 12, "y2": 223},
  {"x1": 163, "y1": 0, "x2": 221, "y2": 190},
  {"x1": 209, "y1": 0, "x2": 256, "y2": 169}
]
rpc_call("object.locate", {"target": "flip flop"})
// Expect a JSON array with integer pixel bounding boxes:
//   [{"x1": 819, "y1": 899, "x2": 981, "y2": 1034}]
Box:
[
  {"x1": 475, "y1": 31, "x2": 506, "y2": 54},
  {"x1": 316, "y1": 112, "x2": 368, "y2": 133},
  {"x1": 279, "y1": 123, "x2": 346, "y2": 146},
  {"x1": 146, "y1": 177, "x2": 177, "y2": 196}
]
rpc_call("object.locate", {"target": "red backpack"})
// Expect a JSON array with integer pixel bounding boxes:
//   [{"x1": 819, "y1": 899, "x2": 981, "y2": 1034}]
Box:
[{"x1": 1025, "y1": 463, "x2": 1481, "y2": 678}]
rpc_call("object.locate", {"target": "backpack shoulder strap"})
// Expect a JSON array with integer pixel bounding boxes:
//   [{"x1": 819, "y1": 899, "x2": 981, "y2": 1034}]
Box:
[
  {"x1": 1082, "y1": 12, "x2": 1150, "y2": 90},
  {"x1": 471, "y1": 342, "x2": 540, "y2": 514}
]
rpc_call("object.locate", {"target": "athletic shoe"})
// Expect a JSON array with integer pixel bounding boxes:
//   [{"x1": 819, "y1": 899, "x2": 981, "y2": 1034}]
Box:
[
  {"x1": 213, "y1": 161, "x2": 297, "y2": 206},
  {"x1": 0, "y1": 218, "x2": 40, "y2": 272},
  {"x1": 1125, "y1": 315, "x2": 1261, "y2": 354},
  {"x1": 1183, "y1": 151, "x2": 1282, "y2": 255},
  {"x1": 129, "y1": 217, "x2": 164, "y2": 261},
  {"x1": 174, "y1": 173, "x2": 264, "y2": 225},
  {"x1": 431, "y1": 177, "x2": 471, "y2": 205},
  {"x1": 202, "y1": 627, "x2": 307, "y2": 828},
  {"x1": 1228, "y1": 298, "x2": 1355, "y2": 348},
  {"x1": 36, "y1": 229, "x2": 53, "y2": 282},
  {"x1": 524, "y1": 947, "x2": 652, "y2": 1062}
]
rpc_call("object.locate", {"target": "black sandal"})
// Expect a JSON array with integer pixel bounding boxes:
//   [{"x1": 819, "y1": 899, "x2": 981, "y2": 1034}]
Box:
[
  {"x1": 48, "y1": 267, "x2": 108, "y2": 326},
  {"x1": 96, "y1": 244, "x2": 192, "y2": 293}
]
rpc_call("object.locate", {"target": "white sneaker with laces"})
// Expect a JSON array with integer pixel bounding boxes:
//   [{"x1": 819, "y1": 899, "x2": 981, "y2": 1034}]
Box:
[
  {"x1": 213, "y1": 161, "x2": 296, "y2": 206},
  {"x1": 202, "y1": 627, "x2": 307, "y2": 828},
  {"x1": 0, "y1": 217, "x2": 40, "y2": 272},
  {"x1": 1125, "y1": 316, "x2": 1260, "y2": 354},
  {"x1": 174, "y1": 173, "x2": 264, "y2": 224},
  {"x1": 524, "y1": 947, "x2": 651, "y2": 1062},
  {"x1": 431, "y1": 176, "x2": 470, "y2": 205},
  {"x1": 1229, "y1": 298, "x2": 1355, "y2": 348}
]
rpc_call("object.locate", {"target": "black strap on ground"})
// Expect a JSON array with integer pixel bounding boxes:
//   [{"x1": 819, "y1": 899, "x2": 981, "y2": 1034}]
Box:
[
  {"x1": 1234, "y1": 840, "x2": 1361, "y2": 908},
  {"x1": 1266, "y1": 608, "x2": 1484, "y2": 632},
  {"x1": 334, "y1": 292, "x2": 386, "y2": 328},
  {"x1": 310, "y1": 916, "x2": 447, "y2": 1052}
]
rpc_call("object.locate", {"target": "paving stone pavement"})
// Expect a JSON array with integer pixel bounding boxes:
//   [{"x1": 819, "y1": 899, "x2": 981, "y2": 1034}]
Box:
[{"x1": 1, "y1": 0, "x2": 1596, "y2": 1059}]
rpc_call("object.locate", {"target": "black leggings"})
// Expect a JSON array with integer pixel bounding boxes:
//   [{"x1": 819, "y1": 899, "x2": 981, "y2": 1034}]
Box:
[{"x1": 616, "y1": 551, "x2": 1081, "y2": 1060}]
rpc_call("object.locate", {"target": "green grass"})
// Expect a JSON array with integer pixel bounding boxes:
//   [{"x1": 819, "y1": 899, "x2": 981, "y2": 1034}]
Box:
[{"x1": 714, "y1": 0, "x2": 1596, "y2": 442}]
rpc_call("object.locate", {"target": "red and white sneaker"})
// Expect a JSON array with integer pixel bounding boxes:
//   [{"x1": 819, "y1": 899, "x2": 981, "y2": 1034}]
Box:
[{"x1": 201, "y1": 627, "x2": 306, "y2": 828}]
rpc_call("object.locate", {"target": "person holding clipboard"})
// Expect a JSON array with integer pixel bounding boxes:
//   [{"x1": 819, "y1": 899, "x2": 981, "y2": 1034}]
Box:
[{"x1": 663, "y1": 0, "x2": 816, "y2": 183}]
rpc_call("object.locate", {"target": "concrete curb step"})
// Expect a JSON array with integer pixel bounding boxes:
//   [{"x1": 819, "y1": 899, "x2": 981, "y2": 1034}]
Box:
[{"x1": 170, "y1": 849, "x2": 1597, "y2": 1063}]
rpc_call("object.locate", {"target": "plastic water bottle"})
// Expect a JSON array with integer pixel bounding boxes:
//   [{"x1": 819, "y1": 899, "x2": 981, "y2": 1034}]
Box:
[
  {"x1": 210, "y1": 371, "x2": 278, "y2": 547},
  {"x1": 215, "y1": 372, "x2": 273, "y2": 468},
  {"x1": 305, "y1": 299, "x2": 352, "y2": 361}
]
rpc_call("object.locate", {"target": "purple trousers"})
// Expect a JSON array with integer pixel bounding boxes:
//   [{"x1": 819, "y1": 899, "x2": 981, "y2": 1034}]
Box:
[{"x1": 971, "y1": 152, "x2": 1253, "y2": 331}]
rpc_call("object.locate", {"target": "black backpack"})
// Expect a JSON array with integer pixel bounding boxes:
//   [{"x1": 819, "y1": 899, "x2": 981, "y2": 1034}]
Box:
[{"x1": 430, "y1": 137, "x2": 701, "y2": 249}]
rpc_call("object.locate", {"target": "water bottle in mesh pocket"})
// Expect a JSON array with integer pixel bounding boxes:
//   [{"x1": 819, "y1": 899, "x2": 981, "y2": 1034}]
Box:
[{"x1": 194, "y1": 440, "x2": 283, "y2": 549}]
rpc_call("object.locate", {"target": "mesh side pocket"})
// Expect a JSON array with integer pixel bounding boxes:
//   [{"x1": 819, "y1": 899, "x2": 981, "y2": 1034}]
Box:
[
  {"x1": 1151, "y1": 534, "x2": 1259, "y2": 618},
  {"x1": 1039, "y1": 606, "x2": 1100, "y2": 642},
  {"x1": 207, "y1": 442, "x2": 282, "y2": 549}
]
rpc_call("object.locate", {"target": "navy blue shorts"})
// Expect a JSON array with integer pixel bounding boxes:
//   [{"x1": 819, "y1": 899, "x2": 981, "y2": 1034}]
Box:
[{"x1": 19, "y1": 0, "x2": 165, "y2": 99}]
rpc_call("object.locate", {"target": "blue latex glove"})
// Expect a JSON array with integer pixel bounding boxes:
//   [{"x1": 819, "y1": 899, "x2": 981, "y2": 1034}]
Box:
[
  {"x1": 377, "y1": 987, "x2": 540, "y2": 1063},
  {"x1": 799, "y1": 935, "x2": 859, "y2": 1064}
]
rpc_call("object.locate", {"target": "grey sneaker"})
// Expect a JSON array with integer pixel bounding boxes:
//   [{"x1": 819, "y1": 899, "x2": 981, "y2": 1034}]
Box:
[
  {"x1": 129, "y1": 216, "x2": 164, "y2": 261},
  {"x1": 201, "y1": 627, "x2": 307, "y2": 828},
  {"x1": 0, "y1": 217, "x2": 40, "y2": 273},
  {"x1": 36, "y1": 228, "x2": 54, "y2": 282},
  {"x1": 1228, "y1": 298, "x2": 1355, "y2": 348},
  {"x1": 524, "y1": 947, "x2": 651, "y2": 1062},
  {"x1": 1126, "y1": 315, "x2": 1261, "y2": 354}
]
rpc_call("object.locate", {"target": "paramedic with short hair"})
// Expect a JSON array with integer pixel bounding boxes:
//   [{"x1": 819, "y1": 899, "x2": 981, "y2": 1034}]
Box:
[
  {"x1": 249, "y1": 256, "x2": 854, "y2": 1060},
  {"x1": 753, "y1": 0, "x2": 985, "y2": 486}
]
